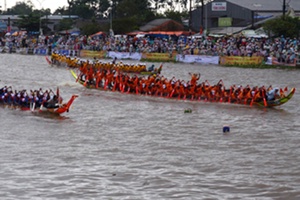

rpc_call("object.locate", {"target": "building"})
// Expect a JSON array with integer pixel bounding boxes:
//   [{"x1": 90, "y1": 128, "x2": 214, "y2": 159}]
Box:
[
  {"x1": 140, "y1": 18, "x2": 185, "y2": 32},
  {"x1": 0, "y1": 15, "x2": 20, "y2": 32},
  {"x1": 0, "y1": 20, "x2": 7, "y2": 31},
  {"x1": 41, "y1": 15, "x2": 79, "y2": 32},
  {"x1": 0, "y1": 14, "x2": 79, "y2": 34},
  {"x1": 191, "y1": 0, "x2": 300, "y2": 35}
]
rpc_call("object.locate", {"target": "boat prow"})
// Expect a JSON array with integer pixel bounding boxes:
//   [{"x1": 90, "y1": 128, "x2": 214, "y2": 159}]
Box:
[
  {"x1": 256, "y1": 88, "x2": 296, "y2": 107},
  {"x1": 39, "y1": 94, "x2": 79, "y2": 114},
  {"x1": 45, "y1": 56, "x2": 52, "y2": 65}
]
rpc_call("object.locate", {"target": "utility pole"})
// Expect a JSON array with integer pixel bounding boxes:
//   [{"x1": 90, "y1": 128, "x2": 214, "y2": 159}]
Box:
[
  {"x1": 189, "y1": 0, "x2": 192, "y2": 34},
  {"x1": 283, "y1": 0, "x2": 286, "y2": 18},
  {"x1": 67, "y1": 0, "x2": 73, "y2": 19},
  {"x1": 36, "y1": 0, "x2": 45, "y2": 36},
  {"x1": 201, "y1": 0, "x2": 204, "y2": 34}
]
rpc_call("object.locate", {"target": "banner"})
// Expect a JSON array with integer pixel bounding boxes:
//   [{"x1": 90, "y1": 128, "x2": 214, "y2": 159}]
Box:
[
  {"x1": 34, "y1": 48, "x2": 48, "y2": 55},
  {"x1": 80, "y1": 50, "x2": 106, "y2": 58},
  {"x1": 56, "y1": 49, "x2": 71, "y2": 56},
  {"x1": 212, "y1": 2, "x2": 227, "y2": 11},
  {"x1": 270, "y1": 57, "x2": 296, "y2": 67},
  {"x1": 220, "y1": 56, "x2": 263, "y2": 65},
  {"x1": 107, "y1": 51, "x2": 142, "y2": 60},
  {"x1": 176, "y1": 54, "x2": 219, "y2": 65},
  {"x1": 218, "y1": 17, "x2": 232, "y2": 27},
  {"x1": 142, "y1": 53, "x2": 176, "y2": 62}
]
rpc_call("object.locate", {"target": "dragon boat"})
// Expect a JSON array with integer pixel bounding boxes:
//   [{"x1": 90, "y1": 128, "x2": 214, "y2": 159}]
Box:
[
  {"x1": 0, "y1": 87, "x2": 78, "y2": 115},
  {"x1": 70, "y1": 69, "x2": 295, "y2": 108},
  {"x1": 46, "y1": 55, "x2": 163, "y2": 75}
]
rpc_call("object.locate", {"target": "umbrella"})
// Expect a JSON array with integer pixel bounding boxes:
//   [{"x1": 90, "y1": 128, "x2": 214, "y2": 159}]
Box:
[
  {"x1": 12, "y1": 31, "x2": 19, "y2": 36},
  {"x1": 90, "y1": 31, "x2": 106, "y2": 38},
  {"x1": 71, "y1": 31, "x2": 80, "y2": 36}
]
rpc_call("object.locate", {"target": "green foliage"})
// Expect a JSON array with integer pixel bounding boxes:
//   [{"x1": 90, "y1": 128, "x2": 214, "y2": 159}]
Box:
[
  {"x1": 80, "y1": 22, "x2": 103, "y2": 36},
  {"x1": 112, "y1": 17, "x2": 139, "y2": 34},
  {"x1": 7, "y1": 0, "x2": 190, "y2": 34},
  {"x1": 164, "y1": 10, "x2": 188, "y2": 23},
  {"x1": 15, "y1": 13, "x2": 40, "y2": 32},
  {"x1": 3, "y1": 2, "x2": 33, "y2": 15},
  {"x1": 115, "y1": 0, "x2": 151, "y2": 20},
  {"x1": 55, "y1": 18, "x2": 74, "y2": 31},
  {"x1": 72, "y1": 4, "x2": 95, "y2": 19},
  {"x1": 263, "y1": 16, "x2": 300, "y2": 38}
]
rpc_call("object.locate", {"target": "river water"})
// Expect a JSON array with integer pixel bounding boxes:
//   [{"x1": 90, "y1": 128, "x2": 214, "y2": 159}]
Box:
[{"x1": 0, "y1": 54, "x2": 300, "y2": 200}]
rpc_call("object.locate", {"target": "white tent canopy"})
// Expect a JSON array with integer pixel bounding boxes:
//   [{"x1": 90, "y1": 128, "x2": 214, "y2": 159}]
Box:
[{"x1": 241, "y1": 30, "x2": 268, "y2": 38}]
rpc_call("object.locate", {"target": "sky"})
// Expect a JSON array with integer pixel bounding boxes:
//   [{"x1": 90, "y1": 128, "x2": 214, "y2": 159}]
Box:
[{"x1": 3, "y1": 0, "x2": 69, "y2": 13}]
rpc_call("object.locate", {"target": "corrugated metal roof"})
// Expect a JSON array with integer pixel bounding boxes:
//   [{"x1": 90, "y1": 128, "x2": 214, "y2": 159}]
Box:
[
  {"x1": 0, "y1": 21, "x2": 7, "y2": 30},
  {"x1": 227, "y1": 0, "x2": 300, "y2": 11},
  {"x1": 140, "y1": 18, "x2": 172, "y2": 31},
  {"x1": 0, "y1": 15, "x2": 21, "y2": 20}
]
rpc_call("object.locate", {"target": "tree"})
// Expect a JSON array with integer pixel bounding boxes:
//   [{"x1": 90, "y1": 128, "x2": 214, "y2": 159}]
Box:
[
  {"x1": 114, "y1": 0, "x2": 156, "y2": 26},
  {"x1": 3, "y1": 2, "x2": 34, "y2": 15},
  {"x1": 15, "y1": 13, "x2": 40, "y2": 32},
  {"x1": 164, "y1": 10, "x2": 188, "y2": 23},
  {"x1": 62, "y1": 0, "x2": 111, "y2": 19},
  {"x1": 80, "y1": 21, "x2": 103, "y2": 35},
  {"x1": 263, "y1": 16, "x2": 300, "y2": 38},
  {"x1": 55, "y1": 18, "x2": 74, "y2": 32}
]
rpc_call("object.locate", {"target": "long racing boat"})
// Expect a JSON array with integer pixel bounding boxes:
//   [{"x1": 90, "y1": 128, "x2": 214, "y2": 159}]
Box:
[
  {"x1": 70, "y1": 69, "x2": 295, "y2": 108},
  {"x1": 0, "y1": 87, "x2": 78, "y2": 115}
]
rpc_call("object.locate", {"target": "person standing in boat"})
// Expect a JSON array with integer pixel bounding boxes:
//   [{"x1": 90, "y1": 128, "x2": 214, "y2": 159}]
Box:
[
  {"x1": 112, "y1": 57, "x2": 117, "y2": 64},
  {"x1": 45, "y1": 95, "x2": 59, "y2": 108},
  {"x1": 189, "y1": 73, "x2": 201, "y2": 86},
  {"x1": 148, "y1": 64, "x2": 155, "y2": 72},
  {"x1": 266, "y1": 88, "x2": 280, "y2": 101}
]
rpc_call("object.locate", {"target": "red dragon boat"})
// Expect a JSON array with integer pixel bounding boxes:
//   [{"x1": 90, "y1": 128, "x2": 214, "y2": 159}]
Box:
[
  {"x1": 70, "y1": 69, "x2": 295, "y2": 108},
  {"x1": 0, "y1": 86, "x2": 78, "y2": 115}
]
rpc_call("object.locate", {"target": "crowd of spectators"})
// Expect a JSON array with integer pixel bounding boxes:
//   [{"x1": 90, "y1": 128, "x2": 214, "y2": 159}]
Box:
[{"x1": 0, "y1": 32, "x2": 299, "y2": 64}]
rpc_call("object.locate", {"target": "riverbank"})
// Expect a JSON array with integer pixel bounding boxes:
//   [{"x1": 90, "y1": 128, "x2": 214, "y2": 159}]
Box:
[{"x1": 1, "y1": 46, "x2": 300, "y2": 69}]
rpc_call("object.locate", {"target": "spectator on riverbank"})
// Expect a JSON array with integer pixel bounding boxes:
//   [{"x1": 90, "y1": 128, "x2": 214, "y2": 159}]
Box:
[{"x1": 0, "y1": 32, "x2": 299, "y2": 64}]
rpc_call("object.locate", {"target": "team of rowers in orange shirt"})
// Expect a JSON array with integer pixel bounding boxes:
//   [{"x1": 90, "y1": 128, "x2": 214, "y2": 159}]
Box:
[
  {"x1": 50, "y1": 53, "x2": 162, "y2": 73},
  {"x1": 76, "y1": 60, "x2": 287, "y2": 105}
]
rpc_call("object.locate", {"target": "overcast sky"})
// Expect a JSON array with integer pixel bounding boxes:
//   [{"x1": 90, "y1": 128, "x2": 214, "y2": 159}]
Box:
[{"x1": 2, "y1": 0, "x2": 69, "y2": 13}]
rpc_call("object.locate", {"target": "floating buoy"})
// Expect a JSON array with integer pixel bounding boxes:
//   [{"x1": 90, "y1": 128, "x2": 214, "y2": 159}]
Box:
[
  {"x1": 223, "y1": 125, "x2": 230, "y2": 133},
  {"x1": 184, "y1": 108, "x2": 192, "y2": 113}
]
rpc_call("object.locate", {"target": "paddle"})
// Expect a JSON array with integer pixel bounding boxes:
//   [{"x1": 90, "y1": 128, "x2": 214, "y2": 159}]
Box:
[
  {"x1": 261, "y1": 90, "x2": 267, "y2": 107},
  {"x1": 30, "y1": 102, "x2": 35, "y2": 112},
  {"x1": 75, "y1": 70, "x2": 81, "y2": 83},
  {"x1": 45, "y1": 56, "x2": 52, "y2": 65},
  {"x1": 56, "y1": 87, "x2": 59, "y2": 97},
  {"x1": 228, "y1": 87, "x2": 232, "y2": 103},
  {"x1": 83, "y1": 75, "x2": 88, "y2": 87},
  {"x1": 104, "y1": 79, "x2": 108, "y2": 90},
  {"x1": 169, "y1": 89, "x2": 175, "y2": 98},
  {"x1": 250, "y1": 94, "x2": 255, "y2": 106}
]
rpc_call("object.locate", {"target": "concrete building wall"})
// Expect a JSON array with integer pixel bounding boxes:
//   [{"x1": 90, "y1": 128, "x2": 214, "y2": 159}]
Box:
[{"x1": 191, "y1": 0, "x2": 300, "y2": 33}]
